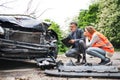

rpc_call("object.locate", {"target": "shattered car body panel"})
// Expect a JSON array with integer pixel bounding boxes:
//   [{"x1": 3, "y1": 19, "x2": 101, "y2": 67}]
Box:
[
  {"x1": 0, "y1": 15, "x2": 51, "y2": 32},
  {"x1": 45, "y1": 64, "x2": 120, "y2": 78},
  {"x1": 0, "y1": 15, "x2": 58, "y2": 60}
]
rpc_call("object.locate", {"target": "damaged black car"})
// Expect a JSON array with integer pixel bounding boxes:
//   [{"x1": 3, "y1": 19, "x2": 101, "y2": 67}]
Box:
[{"x1": 0, "y1": 15, "x2": 58, "y2": 68}]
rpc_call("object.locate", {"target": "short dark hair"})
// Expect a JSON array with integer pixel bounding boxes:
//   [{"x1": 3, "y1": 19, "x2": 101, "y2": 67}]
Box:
[{"x1": 70, "y1": 22, "x2": 78, "y2": 26}]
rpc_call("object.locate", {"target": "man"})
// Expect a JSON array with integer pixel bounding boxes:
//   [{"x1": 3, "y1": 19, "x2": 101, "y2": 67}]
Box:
[{"x1": 65, "y1": 22, "x2": 86, "y2": 63}]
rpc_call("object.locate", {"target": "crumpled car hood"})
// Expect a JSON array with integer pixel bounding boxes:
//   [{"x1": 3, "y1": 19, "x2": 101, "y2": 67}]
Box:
[{"x1": 0, "y1": 15, "x2": 51, "y2": 32}]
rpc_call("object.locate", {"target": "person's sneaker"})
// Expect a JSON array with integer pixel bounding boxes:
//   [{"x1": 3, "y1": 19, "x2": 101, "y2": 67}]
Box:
[
  {"x1": 75, "y1": 54, "x2": 82, "y2": 63},
  {"x1": 99, "y1": 58, "x2": 110, "y2": 65},
  {"x1": 81, "y1": 60, "x2": 86, "y2": 64},
  {"x1": 98, "y1": 59, "x2": 104, "y2": 65},
  {"x1": 75, "y1": 60, "x2": 80, "y2": 64}
]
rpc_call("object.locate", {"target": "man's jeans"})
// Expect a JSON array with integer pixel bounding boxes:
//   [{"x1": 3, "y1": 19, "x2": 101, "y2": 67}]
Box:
[{"x1": 65, "y1": 40, "x2": 86, "y2": 61}]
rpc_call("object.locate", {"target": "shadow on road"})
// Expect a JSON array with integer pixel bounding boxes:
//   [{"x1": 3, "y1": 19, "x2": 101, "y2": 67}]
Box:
[{"x1": 0, "y1": 59, "x2": 38, "y2": 70}]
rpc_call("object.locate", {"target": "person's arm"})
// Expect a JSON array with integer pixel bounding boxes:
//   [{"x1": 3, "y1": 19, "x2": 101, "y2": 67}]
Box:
[
  {"x1": 86, "y1": 37, "x2": 89, "y2": 45},
  {"x1": 86, "y1": 33, "x2": 100, "y2": 47},
  {"x1": 74, "y1": 29, "x2": 85, "y2": 42}
]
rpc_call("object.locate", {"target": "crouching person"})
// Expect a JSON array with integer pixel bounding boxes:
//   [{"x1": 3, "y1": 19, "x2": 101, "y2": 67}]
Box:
[
  {"x1": 84, "y1": 26, "x2": 114, "y2": 65},
  {"x1": 65, "y1": 22, "x2": 86, "y2": 64}
]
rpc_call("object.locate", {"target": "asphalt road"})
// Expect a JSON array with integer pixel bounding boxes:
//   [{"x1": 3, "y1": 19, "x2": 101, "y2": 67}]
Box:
[
  {"x1": 0, "y1": 52, "x2": 120, "y2": 80},
  {"x1": 0, "y1": 59, "x2": 37, "y2": 70}
]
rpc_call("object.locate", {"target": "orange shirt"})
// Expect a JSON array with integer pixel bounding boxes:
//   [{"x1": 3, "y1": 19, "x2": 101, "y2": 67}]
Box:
[{"x1": 85, "y1": 31, "x2": 114, "y2": 54}]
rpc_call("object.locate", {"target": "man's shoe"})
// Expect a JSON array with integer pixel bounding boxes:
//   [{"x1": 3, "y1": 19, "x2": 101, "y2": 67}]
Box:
[
  {"x1": 76, "y1": 54, "x2": 82, "y2": 63},
  {"x1": 99, "y1": 58, "x2": 110, "y2": 65},
  {"x1": 81, "y1": 60, "x2": 86, "y2": 64},
  {"x1": 75, "y1": 60, "x2": 80, "y2": 63}
]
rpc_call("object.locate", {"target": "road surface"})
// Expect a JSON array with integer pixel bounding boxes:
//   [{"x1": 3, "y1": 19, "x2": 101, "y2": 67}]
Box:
[{"x1": 0, "y1": 52, "x2": 120, "y2": 80}]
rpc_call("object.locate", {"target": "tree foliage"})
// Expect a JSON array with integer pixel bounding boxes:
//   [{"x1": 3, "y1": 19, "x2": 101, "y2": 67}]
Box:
[
  {"x1": 77, "y1": 3, "x2": 99, "y2": 28},
  {"x1": 97, "y1": 0, "x2": 120, "y2": 48},
  {"x1": 77, "y1": 0, "x2": 120, "y2": 49}
]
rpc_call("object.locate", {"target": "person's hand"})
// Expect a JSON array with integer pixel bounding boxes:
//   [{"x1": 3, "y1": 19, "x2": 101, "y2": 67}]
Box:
[
  {"x1": 84, "y1": 32, "x2": 89, "y2": 37},
  {"x1": 68, "y1": 39, "x2": 75, "y2": 44},
  {"x1": 84, "y1": 32, "x2": 92, "y2": 39}
]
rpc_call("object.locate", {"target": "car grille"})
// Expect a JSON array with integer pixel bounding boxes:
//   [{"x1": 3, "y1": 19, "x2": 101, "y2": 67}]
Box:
[{"x1": 8, "y1": 31, "x2": 41, "y2": 44}]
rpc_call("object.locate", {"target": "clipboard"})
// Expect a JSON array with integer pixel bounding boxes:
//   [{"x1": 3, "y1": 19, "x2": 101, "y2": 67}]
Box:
[{"x1": 61, "y1": 36, "x2": 73, "y2": 47}]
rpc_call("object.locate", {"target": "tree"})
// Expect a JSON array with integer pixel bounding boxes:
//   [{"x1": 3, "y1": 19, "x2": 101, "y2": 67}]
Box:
[
  {"x1": 77, "y1": 0, "x2": 120, "y2": 49},
  {"x1": 97, "y1": 0, "x2": 120, "y2": 48},
  {"x1": 77, "y1": 3, "x2": 99, "y2": 29}
]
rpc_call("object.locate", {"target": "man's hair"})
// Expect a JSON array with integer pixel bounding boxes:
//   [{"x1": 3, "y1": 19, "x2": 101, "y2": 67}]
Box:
[{"x1": 70, "y1": 22, "x2": 78, "y2": 26}]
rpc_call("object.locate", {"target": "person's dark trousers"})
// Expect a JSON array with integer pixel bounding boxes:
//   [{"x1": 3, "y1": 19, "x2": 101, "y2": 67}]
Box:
[
  {"x1": 78, "y1": 40, "x2": 86, "y2": 63},
  {"x1": 65, "y1": 40, "x2": 86, "y2": 63},
  {"x1": 65, "y1": 48, "x2": 79, "y2": 59}
]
